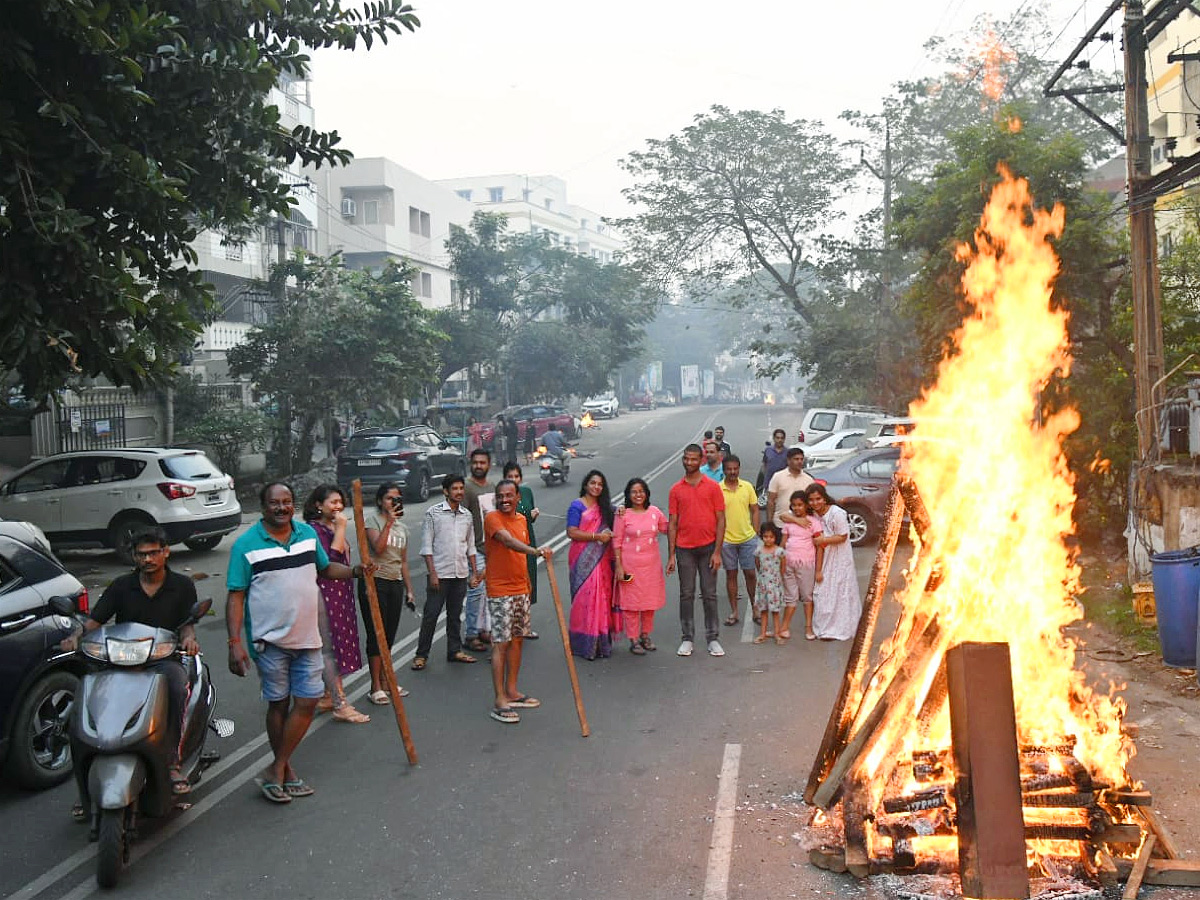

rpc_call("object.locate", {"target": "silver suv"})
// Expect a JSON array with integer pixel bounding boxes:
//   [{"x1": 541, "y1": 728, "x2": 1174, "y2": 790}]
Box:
[{"x1": 0, "y1": 448, "x2": 242, "y2": 560}]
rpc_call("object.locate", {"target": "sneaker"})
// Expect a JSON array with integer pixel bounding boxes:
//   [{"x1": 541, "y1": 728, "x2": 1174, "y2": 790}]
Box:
[
  {"x1": 677, "y1": 640, "x2": 694, "y2": 657},
  {"x1": 707, "y1": 640, "x2": 726, "y2": 657}
]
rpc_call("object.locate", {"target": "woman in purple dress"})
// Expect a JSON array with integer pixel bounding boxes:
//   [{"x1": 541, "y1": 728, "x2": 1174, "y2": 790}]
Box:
[
  {"x1": 565, "y1": 470, "x2": 617, "y2": 659},
  {"x1": 304, "y1": 485, "x2": 369, "y2": 723}
]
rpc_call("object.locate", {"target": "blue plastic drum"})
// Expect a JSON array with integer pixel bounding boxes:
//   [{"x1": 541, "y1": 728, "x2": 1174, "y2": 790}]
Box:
[{"x1": 1150, "y1": 547, "x2": 1200, "y2": 668}]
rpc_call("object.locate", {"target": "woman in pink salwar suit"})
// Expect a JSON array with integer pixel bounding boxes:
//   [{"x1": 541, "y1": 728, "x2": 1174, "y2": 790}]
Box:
[{"x1": 612, "y1": 477, "x2": 669, "y2": 655}]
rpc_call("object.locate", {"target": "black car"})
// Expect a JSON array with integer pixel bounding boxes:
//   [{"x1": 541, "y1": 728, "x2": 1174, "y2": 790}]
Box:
[
  {"x1": 0, "y1": 521, "x2": 89, "y2": 789},
  {"x1": 337, "y1": 426, "x2": 465, "y2": 501},
  {"x1": 809, "y1": 447, "x2": 902, "y2": 546}
]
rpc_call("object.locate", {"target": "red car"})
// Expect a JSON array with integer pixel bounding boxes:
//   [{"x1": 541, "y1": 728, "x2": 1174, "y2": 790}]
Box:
[
  {"x1": 475, "y1": 404, "x2": 577, "y2": 449},
  {"x1": 628, "y1": 391, "x2": 657, "y2": 411}
]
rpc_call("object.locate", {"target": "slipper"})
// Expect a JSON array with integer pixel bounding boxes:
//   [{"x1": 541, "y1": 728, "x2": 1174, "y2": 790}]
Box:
[
  {"x1": 805, "y1": 632, "x2": 817, "y2": 641},
  {"x1": 411, "y1": 657, "x2": 427, "y2": 671},
  {"x1": 490, "y1": 707, "x2": 520, "y2": 724},
  {"x1": 333, "y1": 705, "x2": 370, "y2": 724},
  {"x1": 255, "y1": 777, "x2": 292, "y2": 804},
  {"x1": 723, "y1": 615, "x2": 739, "y2": 626},
  {"x1": 464, "y1": 638, "x2": 488, "y2": 652},
  {"x1": 172, "y1": 779, "x2": 192, "y2": 795},
  {"x1": 779, "y1": 629, "x2": 791, "y2": 639},
  {"x1": 283, "y1": 779, "x2": 315, "y2": 798},
  {"x1": 775, "y1": 635, "x2": 789, "y2": 645},
  {"x1": 508, "y1": 694, "x2": 541, "y2": 708},
  {"x1": 448, "y1": 651, "x2": 477, "y2": 663},
  {"x1": 369, "y1": 690, "x2": 390, "y2": 705},
  {"x1": 525, "y1": 631, "x2": 540, "y2": 640},
  {"x1": 752, "y1": 635, "x2": 767, "y2": 644},
  {"x1": 72, "y1": 802, "x2": 88, "y2": 823}
]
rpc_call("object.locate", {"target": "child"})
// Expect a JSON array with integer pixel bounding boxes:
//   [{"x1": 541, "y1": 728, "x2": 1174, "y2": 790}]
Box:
[
  {"x1": 753, "y1": 523, "x2": 787, "y2": 644},
  {"x1": 780, "y1": 490, "x2": 824, "y2": 640}
]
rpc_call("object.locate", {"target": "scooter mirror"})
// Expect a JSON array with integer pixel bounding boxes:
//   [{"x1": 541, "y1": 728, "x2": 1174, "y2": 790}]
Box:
[
  {"x1": 188, "y1": 598, "x2": 213, "y2": 623},
  {"x1": 48, "y1": 595, "x2": 77, "y2": 617}
]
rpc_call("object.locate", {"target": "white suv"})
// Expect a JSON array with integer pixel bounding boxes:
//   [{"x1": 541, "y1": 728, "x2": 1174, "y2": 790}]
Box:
[
  {"x1": 0, "y1": 448, "x2": 242, "y2": 560},
  {"x1": 582, "y1": 394, "x2": 620, "y2": 419}
]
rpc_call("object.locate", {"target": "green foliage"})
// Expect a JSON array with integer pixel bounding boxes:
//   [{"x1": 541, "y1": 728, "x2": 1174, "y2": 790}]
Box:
[
  {"x1": 228, "y1": 255, "x2": 445, "y2": 474},
  {"x1": 179, "y1": 405, "x2": 269, "y2": 481},
  {"x1": 0, "y1": 0, "x2": 419, "y2": 408}
]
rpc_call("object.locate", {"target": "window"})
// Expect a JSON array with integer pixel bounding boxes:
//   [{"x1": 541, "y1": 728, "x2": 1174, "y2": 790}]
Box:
[
  {"x1": 488, "y1": 187, "x2": 504, "y2": 203},
  {"x1": 68, "y1": 456, "x2": 144, "y2": 486},
  {"x1": 346, "y1": 434, "x2": 415, "y2": 454},
  {"x1": 0, "y1": 557, "x2": 18, "y2": 592},
  {"x1": 408, "y1": 206, "x2": 431, "y2": 238},
  {"x1": 522, "y1": 188, "x2": 532, "y2": 201},
  {"x1": 856, "y1": 454, "x2": 900, "y2": 480},
  {"x1": 809, "y1": 412, "x2": 838, "y2": 432},
  {"x1": 544, "y1": 198, "x2": 553, "y2": 211},
  {"x1": 410, "y1": 271, "x2": 432, "y2": 298},
  {"x1": 222, "y1": 237, "x2": 244, "y2": 262},
  {"x1": 159, "y1": 453, "x2": 219, "y2": 479},
  {"x1": 9, "y1": 461, "x2": 71, "y2": 494},
  {"x1": 364, "y1": 200, "x2": 379, "y2": 225},
  {"x1": 456, "y1": 189, "x2": 472, "y2": 201},
  {"x1": 580, "y1": 218, "x2": 589, "y2": 230}
]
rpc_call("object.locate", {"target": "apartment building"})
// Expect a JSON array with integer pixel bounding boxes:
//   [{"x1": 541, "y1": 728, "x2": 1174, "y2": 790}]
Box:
[
  {"x1": 1147, "y1": 9, "x2": 1200, "y2": 251},
  {"x1": 435, "y1": 173, "x2": 623, "y2": 264}
]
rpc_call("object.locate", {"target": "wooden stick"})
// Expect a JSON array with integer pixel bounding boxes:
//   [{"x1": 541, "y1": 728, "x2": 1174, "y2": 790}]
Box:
[
  {"x1": 545, "y1": 562, "x2": 590, "y2": 737},
  {"x1": 1137, "y1": 806, "x2": 1180, "y2": 859},
  {"x1": 804, "y1": 476, "x2": 906, "y2": 802},
  {"x1": 351, "y1": 480, "x2": 418, "y2": 765},
  {"x1": 1123, "y1": 834, "x2": 1156, "y2": 900}
]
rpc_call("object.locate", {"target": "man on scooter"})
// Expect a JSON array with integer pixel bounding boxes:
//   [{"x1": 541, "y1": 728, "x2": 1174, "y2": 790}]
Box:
[
  {"x1": 540, "y1": 422, "x2": 566, "y2": 459},
  {"x1": 63, "y1": 527, "x2": 199, "y2": 811}
]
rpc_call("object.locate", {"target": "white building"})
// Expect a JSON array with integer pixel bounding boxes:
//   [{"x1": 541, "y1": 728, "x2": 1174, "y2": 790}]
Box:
[
  {"x1": 434, "y1": 173, "x2": 623, "y2": 264},
  {"x1": 309, "y1": 157, "x2": 475, "y2": 309}
]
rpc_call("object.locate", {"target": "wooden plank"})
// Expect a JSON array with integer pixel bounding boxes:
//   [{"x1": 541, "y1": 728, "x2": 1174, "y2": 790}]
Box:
[
  {"x1": 1122, "y1": 834, "x2": 1156, "y2": 900},
  {"x1": 1105, "y1": 789, "x2": 1153, "y2": 807},
  {"x1": 808, "y1": 846, "x2": 847, "y2": 874},
  {"x1": 810, "y1": 615, "x2": 943, "y2": 809},
  {"x1": 1102, "y1": 823, "x2": 1150, "y2": 844},
  {"x1": 803, "y1": 477, "x2": 906, "y2": 803},
  {"x1": 947, "y1": 642, "x2": 1029, "y2": 900},
  {"x1": 1095, "y1": 850, "x2": 1120, "y2": 888},
  {"x1": 1137, "y1": 806, "x2": 1181, "y2": 859},
  {"x1": 1146, "y1": 859, "x2": 1200, "y2": 887}
]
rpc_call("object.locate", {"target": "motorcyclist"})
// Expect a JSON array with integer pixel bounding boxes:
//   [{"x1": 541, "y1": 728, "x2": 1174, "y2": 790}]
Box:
[
  {"x1": 63, "y1": 526, "x2": 199, "y2": 811},
  {"x1": 540, "y1": 422, "x2": 567, "y2": 459}
]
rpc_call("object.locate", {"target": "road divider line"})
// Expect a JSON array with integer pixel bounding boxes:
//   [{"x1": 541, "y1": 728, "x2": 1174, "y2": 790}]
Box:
[
  {"x1": 703, "y1": 742, "x2": 742, "y2": 900},
  {"x1": 740, "y1": 610, "x2": 754, "y2": 643}
]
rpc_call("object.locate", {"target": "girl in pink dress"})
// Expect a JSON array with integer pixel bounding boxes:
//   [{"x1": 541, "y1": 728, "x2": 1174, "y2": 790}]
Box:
[
  {"x1": 779, "y1": 490, "x2": 824, "y2": 641},
  {"x1": 612, "y1": 478, "x2": 669, "y2": 655}
]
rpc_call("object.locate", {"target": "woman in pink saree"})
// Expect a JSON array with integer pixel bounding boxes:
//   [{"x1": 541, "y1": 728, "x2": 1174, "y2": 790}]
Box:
[{"x1": 565, "y1": 470, "x2": 617, "y2": 659}]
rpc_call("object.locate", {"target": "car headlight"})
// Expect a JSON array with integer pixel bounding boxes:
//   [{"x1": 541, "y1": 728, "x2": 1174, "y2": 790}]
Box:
[{"x1": 106, "y1": 637, "x2": 154, "y2": 665}]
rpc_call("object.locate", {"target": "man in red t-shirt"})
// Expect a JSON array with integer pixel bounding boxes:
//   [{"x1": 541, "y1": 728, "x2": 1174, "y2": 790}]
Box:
[
  {"x1": 484, "y1": 480, "x2": 553, "y2": 724},
  {"x1": 668, "y1": 443, "x2": 727, "y2": 657}
]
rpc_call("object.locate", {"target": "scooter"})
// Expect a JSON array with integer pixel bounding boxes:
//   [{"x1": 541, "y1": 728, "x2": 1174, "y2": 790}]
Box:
[
  {"x1": 539, "y1": 450, "x2": 570, "y2": 486},
  {"x1": 51, "y1": 596, "x2": 234, "y2": 889}
]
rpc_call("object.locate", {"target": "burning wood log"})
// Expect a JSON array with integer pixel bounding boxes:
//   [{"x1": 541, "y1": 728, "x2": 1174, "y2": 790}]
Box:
[
  {"x1": 1021, "y1": 792, "x2": 1096, "y2": 808},
  {"x1": 1021, "y1": 773, "x2": 1076, "y2": 792},
  {"x1": 882, "y1": 786, "x2": 950, "y2": 814},
  {"x1": 1122, "y1": 835, "x2": 1156, "y2": 900}
]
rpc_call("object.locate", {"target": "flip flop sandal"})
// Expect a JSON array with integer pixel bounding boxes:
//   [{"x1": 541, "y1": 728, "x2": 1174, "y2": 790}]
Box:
[
  {"x1": 333, "y1": 706, "x2": 371, "y2": 723},
  {"x1": 256, "y1": 778, "x2": 292, "y2": 804},
  {"x1": 490, "y1": 707, "x2": 520, "y2": 723},
  {"x1": 508, "y1": 695, "x2": 541, "y2": 708},
  {"x1": 448, "y1": 651, "x2": 477, "y2": 663},
  {"x1": 723, "y1": 615, "x2": 739, "y2": 626},
  {"x1": 410, "y1": 657, "x2": 427, "y2": 671},
  {"x1": 283, "y1": 779, "x2": 315, "y2": 798},
  {"x1": 753, "y1": 635, "x2": 767, "y2": 644},
  {"x1": 369, "y1": 690, "x2": 390, "y2": 705},
  {"x1": 525, "y1": 631, "x2": 540, "y2": 640},
  {"x1": 465, "y1": 638, "x2": 488, "y2": 652}
]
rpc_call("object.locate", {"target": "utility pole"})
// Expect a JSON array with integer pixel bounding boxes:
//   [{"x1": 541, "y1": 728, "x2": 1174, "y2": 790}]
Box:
[
  {"x1": 860, "y1": 116, "x2": 898, "y2": 407},
  {"x1": 1125, "y1": 0, "x2": 1166, "y2": 458}
]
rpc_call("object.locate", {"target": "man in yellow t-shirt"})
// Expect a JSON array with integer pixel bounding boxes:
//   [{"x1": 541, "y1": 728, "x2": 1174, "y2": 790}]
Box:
[{"x1": 719, "y1": 455, "x2": 761, "y2": 626}]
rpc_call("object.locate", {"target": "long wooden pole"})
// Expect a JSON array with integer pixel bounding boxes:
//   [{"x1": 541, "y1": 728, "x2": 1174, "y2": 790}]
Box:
[
  {"x1": 352, "y1": 479, "x2": 418, "y2": 765},
  {"x1": 545, "y1": 563, "x2": 590, "y2": 737}
]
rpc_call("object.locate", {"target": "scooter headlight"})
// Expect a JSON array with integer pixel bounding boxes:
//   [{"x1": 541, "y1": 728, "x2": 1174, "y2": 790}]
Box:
[
  {"x1": 149, "y1": 638, "x2": 178, "y2": 661},
  {"x1": 106, "y1": 637, "x2": 154, "y2": 665},
  {"x1": 81, "y1": 638, "x2": 108, "y2": 661}
]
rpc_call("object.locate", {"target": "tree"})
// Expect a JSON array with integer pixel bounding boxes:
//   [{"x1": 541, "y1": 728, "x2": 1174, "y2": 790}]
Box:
[
  {"x1": 0, "y1": 0, "x2": 419, "y2": 409},
  {"x1": 228, "y1": 256, "x2": 445, "y2": 474},
  {"x1": 615, "y1": 106, "x2": 856, "y2": 325}
]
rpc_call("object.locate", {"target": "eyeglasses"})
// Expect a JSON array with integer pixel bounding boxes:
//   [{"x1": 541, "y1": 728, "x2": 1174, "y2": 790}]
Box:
[{"x1": 133, "y1": 548, "x2": 166, "y2": 559}]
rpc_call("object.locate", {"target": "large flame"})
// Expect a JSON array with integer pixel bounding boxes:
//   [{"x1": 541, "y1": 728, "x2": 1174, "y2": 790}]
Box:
[{"x1": 885, "y1": 167, "x2": 1131, "y2": 787}]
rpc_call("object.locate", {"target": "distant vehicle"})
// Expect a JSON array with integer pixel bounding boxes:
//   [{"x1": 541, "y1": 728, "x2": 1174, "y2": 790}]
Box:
[
  {"x1": 809, "y1": 446, "x2": 902, "y2": 546},
  {"x1": 654, "y1": 390, "x2": 678, "y2": 407},
  {"x1": 337, "y1": 426, "x2": 464, "y2": 501},
  {"x1": 0, "y1": 449, "x2": 241, "y2": 561},
  {"x1": 628, "y1": 391, "x2": 657, "y2": 411},
  {"x1": 582, "y1": 394, "x2": 620, "y2": 419},
  {"x1": 802, "y1": 429, "x2": 867, "y2": 469},
  {"x1": 865, "y1": 416, "x2": 916, "y2": 442},
  {"x1": 0, "y1": 520, "x2": 89, "y2": 789},
  {"x1": 475, "y1": 404, "x2": 576, "y2": 448}
]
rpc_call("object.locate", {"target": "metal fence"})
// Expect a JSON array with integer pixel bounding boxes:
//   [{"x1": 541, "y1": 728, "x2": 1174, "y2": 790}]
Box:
[{"x1": 55, "y1": 403, "x2": 127, "y2": 452}]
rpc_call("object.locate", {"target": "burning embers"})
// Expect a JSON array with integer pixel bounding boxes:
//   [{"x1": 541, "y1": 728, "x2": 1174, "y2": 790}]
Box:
[
  {"x1": 801, "y1": 171, "x2": 1160, "y2": 896},
  {"x1": 580, "y1": 412, "x2": 599, "y2": 429}
]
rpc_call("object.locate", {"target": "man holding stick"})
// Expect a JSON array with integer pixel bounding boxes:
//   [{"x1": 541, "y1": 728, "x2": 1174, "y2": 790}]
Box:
[
  {"x1": 484, "y1": 479, "x2": 552, "y2": 724},
  {"x1": 227, "y1": 482, "x2": 364, "y2": 804}
]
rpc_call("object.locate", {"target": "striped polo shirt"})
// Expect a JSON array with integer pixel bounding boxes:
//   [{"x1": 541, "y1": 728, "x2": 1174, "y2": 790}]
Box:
[{"x1": 227, "y1": 519, "x2": 329, "y2": 650}]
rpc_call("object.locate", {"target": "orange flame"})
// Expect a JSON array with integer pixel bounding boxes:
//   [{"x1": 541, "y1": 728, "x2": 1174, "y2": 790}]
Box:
[
  {"x1": 978, "y1": 28, "x2": 1016, "y2": 105},
  {"x1": 872, "y1": 167, "x2": 1132, "y2": 790},
  {"x1": 580, "y1": 412, "x2": 598, "y2": 428}
]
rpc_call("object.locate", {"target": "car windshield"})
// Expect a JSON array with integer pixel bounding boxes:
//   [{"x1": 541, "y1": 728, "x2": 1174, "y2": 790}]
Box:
[
  {"x1": 808, "y1": 412, "x2": 838, "y2": 432},
  {"x1": 346, "y1": 434, "x2": 415, "y2": 454},
  {"x1": 160, "y1": 453, "x2": 220, "y2": 480}
]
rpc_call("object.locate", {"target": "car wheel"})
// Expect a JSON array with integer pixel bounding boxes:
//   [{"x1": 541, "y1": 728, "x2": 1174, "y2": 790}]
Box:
[
  {"x1": 407, "y1": 470, "x2": 430, "y2": 502},
  {"x1": 843, "y1": 506, "x2": 873, "y2": 546},
  {"x1": 6, "y1": 670, "x2": 77, "y2": 790},
  {"x1": 184, "y1": 535, "x2": 222, "y2": 552},
  {"x1": 108, "y1": 513, "x2": 155, "y2": 564}
]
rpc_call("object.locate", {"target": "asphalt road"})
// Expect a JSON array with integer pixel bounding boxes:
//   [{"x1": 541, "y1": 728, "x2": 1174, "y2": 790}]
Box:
[{"x1": 1, "y1": 404, "x2": 893, "y2": 900}]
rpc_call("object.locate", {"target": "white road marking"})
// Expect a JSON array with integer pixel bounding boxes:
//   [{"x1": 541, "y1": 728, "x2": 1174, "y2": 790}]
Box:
[
  {"x1": 702, "y1": 742, "x2": 742, "y2": 900},
  {"x1": 740, "y1": 609, "x2": 755, "y2": 643}
]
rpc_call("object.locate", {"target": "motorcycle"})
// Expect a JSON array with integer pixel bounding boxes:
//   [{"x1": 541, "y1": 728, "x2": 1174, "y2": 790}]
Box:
[
  {"x1": 539, "y1": 450, "x2": 570, "y2": 486},
  {"x1": 50, "y1": 596, "x2": 234, "y2": 889}
]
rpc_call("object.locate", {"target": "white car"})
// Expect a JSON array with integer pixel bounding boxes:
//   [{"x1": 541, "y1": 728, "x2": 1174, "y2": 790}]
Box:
[
  {"x1": 0, "y1": 448, "x2": 242, "y2": 560},
  {"x1": 582, "y1": 394, "x2": 620, "y2": 419},
  {"x1": 802, "y1": 429, "x2": 867, "y2": 469}
]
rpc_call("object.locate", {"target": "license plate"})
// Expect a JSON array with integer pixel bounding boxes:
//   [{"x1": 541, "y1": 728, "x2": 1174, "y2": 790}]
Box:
[
  {"x1": 204, "y1": 492, "x2": 222, "y2": 505},
  {"x1": 358, "y1": 459, "x2": 382, "y2": 467}
]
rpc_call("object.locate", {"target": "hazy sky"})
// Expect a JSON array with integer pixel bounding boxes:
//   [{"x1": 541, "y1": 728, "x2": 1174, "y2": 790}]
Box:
[{"x1": 311, "y1": 0, "x2": 1096, "y2": 218}]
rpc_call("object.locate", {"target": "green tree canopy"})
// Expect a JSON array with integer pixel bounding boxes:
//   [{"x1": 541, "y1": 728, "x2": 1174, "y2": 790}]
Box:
[{"x1": 0, "y1": 0, "x2": 418, "y2": 409}]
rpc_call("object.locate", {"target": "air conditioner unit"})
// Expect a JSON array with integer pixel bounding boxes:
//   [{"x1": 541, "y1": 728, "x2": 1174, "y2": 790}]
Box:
[{"x1": 340, "y1": 197, "x2": 356, "y2": 217}]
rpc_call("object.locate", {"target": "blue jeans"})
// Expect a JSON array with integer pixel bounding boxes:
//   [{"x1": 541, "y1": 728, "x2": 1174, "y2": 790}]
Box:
[
  {"x1": 464, "y1": 550, "x2": 491, "y2": 638},
  {"x1": 254, "y1": 643, "x2": 324, "y2": 701}
]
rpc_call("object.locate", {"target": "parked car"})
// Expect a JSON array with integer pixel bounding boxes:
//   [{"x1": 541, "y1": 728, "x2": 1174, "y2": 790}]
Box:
[
  {"x1": 582, "y1": 393, "x2": 620, "y2": 419},
  {"x1": 654, "y1": 390, "x2": 678, "y2": 407},
  {"x1": 802, "y1": 429, "x2": 867, "y2": 469},
  {"x1": 337, "y1": 426, "x2": 465, "y2": 501},
  {"x1": 809, "y1": 446, "x2": 902, "y2": 546},
  {"x1": 799, "y1": 406, "x2": 888, "y2": 445},
  {"x1": 0, "y1": 520, "x2": 89, "y2": 789},
  {"x1": 0, "y1": 449, "x2": 241, "y2": 561},
  {"x1": 628, "y1": 391, "x2": 657, "y2": 411}
]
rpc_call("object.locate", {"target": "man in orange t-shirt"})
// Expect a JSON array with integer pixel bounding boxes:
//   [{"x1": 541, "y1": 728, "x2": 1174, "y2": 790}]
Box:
[
  {"x1": 668, "y1": 443, "x2": 726, "y2": 658},
  {"x1": 484, "y1": 480, "x2": 553, "y2": 724}
]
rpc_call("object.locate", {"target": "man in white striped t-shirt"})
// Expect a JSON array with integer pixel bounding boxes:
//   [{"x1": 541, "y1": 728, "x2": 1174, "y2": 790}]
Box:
[{"x1": 226, "y1": 482, "x2": 362, "y2": 804}]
